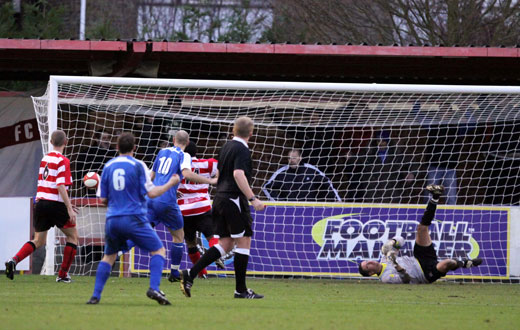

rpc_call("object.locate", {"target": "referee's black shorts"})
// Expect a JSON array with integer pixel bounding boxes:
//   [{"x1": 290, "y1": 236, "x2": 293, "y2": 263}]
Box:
[
  {"x1": 34, "y1": 199, "x2": 72, "y2": 232},
  {"x1": 183, "y1": 211, "x2": 215, "y2": 242},
  {"x1": 413, "y1": 243, "x2": 447, "y2": 283},
  {"x1": 212, "y1": 194, "x2": 253, "y2": 238}
]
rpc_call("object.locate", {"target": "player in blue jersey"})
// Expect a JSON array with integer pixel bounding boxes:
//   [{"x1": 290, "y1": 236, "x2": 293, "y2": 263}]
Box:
[
  {"x1": 86, "y1": 133, "x2": 180, "y2": 305},
  {"x1": 148, "y1": 130, "x2": 217, "y2": 282}
]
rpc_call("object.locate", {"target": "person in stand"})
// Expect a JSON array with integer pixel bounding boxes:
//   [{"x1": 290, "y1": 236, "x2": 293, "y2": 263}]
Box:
[{"x1": 262, "y1": 149, "x2": 341, "y2": 202}]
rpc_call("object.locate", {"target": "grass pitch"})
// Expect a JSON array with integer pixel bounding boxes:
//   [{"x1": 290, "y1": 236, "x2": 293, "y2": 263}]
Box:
[{"x1": 1, "y1": 275, "x2": 519, "y2": 330}]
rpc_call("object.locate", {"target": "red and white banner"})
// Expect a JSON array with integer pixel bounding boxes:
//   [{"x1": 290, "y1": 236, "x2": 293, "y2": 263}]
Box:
[{"x1": 0, "y1": 94, "x2": 42, "y2": 197}]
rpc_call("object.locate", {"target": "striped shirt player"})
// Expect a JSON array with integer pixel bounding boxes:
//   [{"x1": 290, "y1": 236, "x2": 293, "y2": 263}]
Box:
[
  {"x1": 36, "y1": 151, "x2": 73, "y2": 202},
  {"x1": 179, "y1": 141, "x2": 223, "y2": 276},
  {"x1": 5, "y1": 130, "x2": 79, "y2": 283},
  {"x1": 178, "y1": 157, "x2": 218, "y2": 216},
  {"x1": 87, "y1": 132, "x2": 180, "y2": 305},
  {"x1": 359, "y1": 185, "x2": 483, "y2": 284}
]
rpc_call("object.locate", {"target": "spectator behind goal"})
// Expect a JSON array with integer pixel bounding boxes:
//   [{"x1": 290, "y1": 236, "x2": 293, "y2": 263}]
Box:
[{"x1": 262, "y1": 149, "x2": 341, "y2": 202}]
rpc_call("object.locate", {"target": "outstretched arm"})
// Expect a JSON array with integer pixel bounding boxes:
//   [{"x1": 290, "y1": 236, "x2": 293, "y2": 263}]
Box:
[
  {"x1": 147, "y1": 174, "x2": 180, "y2": 198},
  {"x1": 182, "y1": 168, "x2": 217, "y2": 185},
  {"x1": 387, "y1": 251, "x2": 411, "y2": 284}
]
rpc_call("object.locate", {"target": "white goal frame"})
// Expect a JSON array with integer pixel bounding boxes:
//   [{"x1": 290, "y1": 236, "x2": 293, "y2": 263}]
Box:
[{"x1": 36, "y1": 75, "x2": 520, "y2": 278}]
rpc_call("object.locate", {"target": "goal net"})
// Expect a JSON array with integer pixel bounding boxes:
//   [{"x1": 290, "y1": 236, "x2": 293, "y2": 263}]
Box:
[{"x1": 32, "y1": 76, "x2": 520, "y2": 282}]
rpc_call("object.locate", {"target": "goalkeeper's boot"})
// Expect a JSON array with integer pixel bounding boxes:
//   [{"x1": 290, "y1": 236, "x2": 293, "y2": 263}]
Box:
[
  {"x1": 86, "y1": 297, "x2": 100, "y2": 305},
  {"x1": 234, "y1": 289, "x2": 264, "y2": 299},
  {"x1": 168, "y1": 269, "x2": 181, "y2": 283},
  {"x1": 463, "y1": 258, "x2": 483, "y2": 268},
  {"x1": 5, "y1": 259, "x2": 16, "y2": 280},
  {"x1": 146, "y1": 288, "x2": 171, "y2": 305},
  {"x1": 180, "y1": 269, "x2": 193, "y2": 298},
  {"x1": 215, "y1": 258, "x2": 226, "y2": 270},
  {"x1": 56, "y1": 274, "x2": 72, "y2": 283},
  {"x1": 426, "y1": 184, "x2": 444, "y2": 200}
]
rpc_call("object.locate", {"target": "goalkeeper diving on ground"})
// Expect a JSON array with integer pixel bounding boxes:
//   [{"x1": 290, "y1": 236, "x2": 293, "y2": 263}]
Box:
[{"x1": 358, "y1": 184, "x2": 482, "y2": 284}]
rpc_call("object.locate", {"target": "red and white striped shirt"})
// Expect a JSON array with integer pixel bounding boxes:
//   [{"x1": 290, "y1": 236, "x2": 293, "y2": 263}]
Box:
[
  {"x1": 178, "y1": 158, "x2": 218, "y2": 216},
  {"x1": 36, "y1": 151, "x2": 72, "y2": 203}
]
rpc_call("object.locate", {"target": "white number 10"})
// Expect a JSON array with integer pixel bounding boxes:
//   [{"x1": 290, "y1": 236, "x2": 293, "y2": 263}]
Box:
[{"x1": 157, "y1": 157, "x2": 172, "y2": 175}]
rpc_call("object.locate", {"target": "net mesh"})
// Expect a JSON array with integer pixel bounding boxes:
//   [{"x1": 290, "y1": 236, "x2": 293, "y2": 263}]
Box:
[{"x1": 32, "y1": 79, "x2": 520, "y2": 281}]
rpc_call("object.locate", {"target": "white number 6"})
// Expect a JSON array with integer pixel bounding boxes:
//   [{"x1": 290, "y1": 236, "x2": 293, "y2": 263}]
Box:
[{"x1": 113, "y1": 169, "x2": 125, "y2": 191}]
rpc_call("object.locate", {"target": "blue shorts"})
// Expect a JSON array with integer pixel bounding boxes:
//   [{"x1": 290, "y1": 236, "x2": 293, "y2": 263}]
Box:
[
  {"x1": 147, "y1": 199, "x2": 184, "y2": 231},
  {"x1": 104, "y1": 214, "x2": 163, "y2": 255}
]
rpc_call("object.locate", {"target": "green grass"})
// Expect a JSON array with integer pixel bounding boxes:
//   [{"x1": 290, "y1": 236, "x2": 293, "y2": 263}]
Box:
[{"x1": 1, "y1": 275, "x2": 519, "y2": 330}]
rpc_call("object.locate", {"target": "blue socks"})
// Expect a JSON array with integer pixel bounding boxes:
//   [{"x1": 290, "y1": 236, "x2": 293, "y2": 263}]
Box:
[
  {"x1": 92, "y1": 261, "x2": 111, "y2": 299},
  {"x1": 170, "y1": 242, "x2": 184, "y2": 276},
  {"x1": 92, "y1": 255, "x2": 165, "y2": 300},
  {"x1": 149, "y1": 254, "x2": 165, "y2": 291}
]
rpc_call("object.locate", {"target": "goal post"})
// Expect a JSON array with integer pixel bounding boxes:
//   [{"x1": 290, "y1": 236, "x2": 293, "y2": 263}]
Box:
[{"x1": 32, "y1": 76, "x2": 520, "y2": 281}]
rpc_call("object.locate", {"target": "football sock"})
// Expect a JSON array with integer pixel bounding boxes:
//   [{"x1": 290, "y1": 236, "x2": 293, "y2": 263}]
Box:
[
  {"x1": 187, "y1": 247, "x2": 200, "y2": 265},
  {"x1": 190, "y1": 246, "x2": 222, "y2": 280},
  {"x1": 188, "y1": 247, "x2": 206, "y2": 277},
  {"x1": 170, "y1": 242, "x2": 184, "y2": 276},
  {"x1": 58, "y1": 242, "x2": 77, "y2": 278},
  {"x1": 454, "y1": 260, "x2": 464, "y2": 270},
  {"x1": 420, "y1": 199, "x2": 438, "y2": 226},
  {"x1": 92, "y1": 261, "x2": 111, "y2": 299},
  {"x1": 234, "y1": 249, "x2": 250, "y2": 293},
  {"x1": 149, "y1": 254, "x2": 165, "y2": 291},
  {"x1": 208, "y1": 237, "x2": 218, "y2": 248},
  {"x1": 13, "y1": 241, "x2": 36, "y2": 264}
]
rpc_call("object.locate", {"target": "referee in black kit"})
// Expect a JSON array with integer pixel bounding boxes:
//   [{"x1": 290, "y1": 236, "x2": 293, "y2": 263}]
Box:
[{"x1": 180, "y1": 116, "x2": 267, "y2": 299}]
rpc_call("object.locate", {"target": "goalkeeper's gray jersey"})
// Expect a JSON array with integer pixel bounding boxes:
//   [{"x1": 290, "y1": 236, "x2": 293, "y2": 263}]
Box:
[{"x1": 379, "y1": 256, "x2": 428, "y2": 284}]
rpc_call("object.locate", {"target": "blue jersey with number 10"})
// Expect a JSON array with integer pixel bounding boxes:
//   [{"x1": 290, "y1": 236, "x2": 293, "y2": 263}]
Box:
[
  {"x1": 151, "y1": 147, "x2": 184, "y2": 204},
  {"x1": 98, "y1": 155, "x2": 154, "y2": 217}
]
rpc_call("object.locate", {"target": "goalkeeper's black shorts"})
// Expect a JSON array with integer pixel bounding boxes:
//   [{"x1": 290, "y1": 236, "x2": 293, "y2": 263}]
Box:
[{"x1": 414, "y1": 243, "x2": 447, "y2": 283}]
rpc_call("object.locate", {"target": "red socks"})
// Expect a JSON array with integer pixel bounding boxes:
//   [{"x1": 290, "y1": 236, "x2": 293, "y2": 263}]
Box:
[
  {"x1": 13, "y1": 241, "x2": 36, "y2": 264},
  {"x1": 188, "y1": 251, "x2": 201, "y2": 265},
  {"x1": 188, "y1": 251, "x2": 207, "y2": 277},
  {"x1": 58, "y1": 242, "x2": 77, "y2": 278},
  {"x1": 208, "y1": 237, "x2": 218, "y2": 248}
]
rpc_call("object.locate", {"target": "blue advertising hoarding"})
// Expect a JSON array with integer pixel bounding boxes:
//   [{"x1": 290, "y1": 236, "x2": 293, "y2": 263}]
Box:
[{"x1": 131, "y1": 203, "x2": 510, "y2": 280}]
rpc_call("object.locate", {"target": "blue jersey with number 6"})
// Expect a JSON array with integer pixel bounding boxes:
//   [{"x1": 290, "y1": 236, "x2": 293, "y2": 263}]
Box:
[
  {"x1": 98, "y1": 155, "x2": 154, "y2": 217},
  {"x1": 151, "y1": 147, "x2": 186, "y2": 204}
]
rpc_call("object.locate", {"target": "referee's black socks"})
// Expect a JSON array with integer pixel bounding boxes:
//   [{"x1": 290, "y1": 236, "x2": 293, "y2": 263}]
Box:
[
  {"x1": 189, "y1": 246, "x2": 221, "y2": 280},
  {"x1": 234, "y1": 252, "x2": 249, "y2": 293},
  {"x1": 420, "y1": 199, "x2": 438, "y2": 226}
]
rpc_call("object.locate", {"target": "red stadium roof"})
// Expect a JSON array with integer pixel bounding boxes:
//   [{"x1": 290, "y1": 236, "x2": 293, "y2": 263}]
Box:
[{"x1": 1, "y1": 39, "x2": 519, "y2": 84}]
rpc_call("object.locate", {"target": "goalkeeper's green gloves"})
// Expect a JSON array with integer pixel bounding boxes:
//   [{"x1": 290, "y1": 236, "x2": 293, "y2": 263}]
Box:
[{"x1": 381, "y1": 236, "x2": 404, "y2": 256}]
